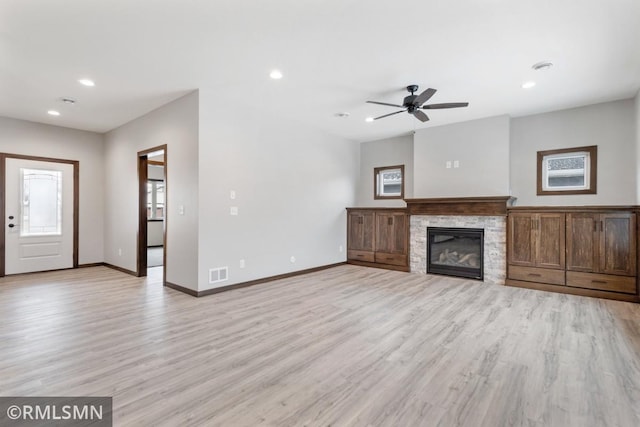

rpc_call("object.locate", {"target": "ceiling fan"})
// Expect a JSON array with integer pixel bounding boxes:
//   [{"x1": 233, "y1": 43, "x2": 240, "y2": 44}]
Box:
[{"x1": 367, "y1": 85, "x2": 469, "y2": 122}]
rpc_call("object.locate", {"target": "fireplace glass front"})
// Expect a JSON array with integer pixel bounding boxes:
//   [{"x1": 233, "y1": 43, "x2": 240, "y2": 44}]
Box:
[{"x1": 427, "y1": 227, "x2": 484, "y2": 280}]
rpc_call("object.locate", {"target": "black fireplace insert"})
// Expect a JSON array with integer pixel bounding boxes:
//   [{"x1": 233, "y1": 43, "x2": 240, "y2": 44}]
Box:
[{"x1": 427, "y1": 227, "x2": 484, "y2": 280}]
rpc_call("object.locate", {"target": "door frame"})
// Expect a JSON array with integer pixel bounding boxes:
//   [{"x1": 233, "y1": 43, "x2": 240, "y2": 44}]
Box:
[
  {"x1": 137, "y1": 145, "x2": 167, "y2": 280},
  {"x1": 0, "y1": 153, "x2": 79, "y2": 277}
]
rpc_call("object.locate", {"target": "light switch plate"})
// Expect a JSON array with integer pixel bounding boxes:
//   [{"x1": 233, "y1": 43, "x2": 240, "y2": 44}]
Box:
[{"x1": 230, "y1": 206, "x2": 238, "y2": 215}]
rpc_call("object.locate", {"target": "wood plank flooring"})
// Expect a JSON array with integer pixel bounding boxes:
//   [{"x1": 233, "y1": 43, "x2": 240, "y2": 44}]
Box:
[{"x1": 1, "y1": 265, "x2": 639, "y2": 426}]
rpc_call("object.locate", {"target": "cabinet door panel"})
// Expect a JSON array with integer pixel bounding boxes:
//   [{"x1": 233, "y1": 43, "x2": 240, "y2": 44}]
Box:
[
  {"x1": 348, "y1": 212, "x2": 375, "y2": 252},
  {"x1": 566, "y1": 213, "x2": 598, "y2": 272},
  {"x1": 375, "y1": 213, "x2": 406, "y2": 254},
  {"x1": 508, "y1": 214, "x2": 535, "y2": 266},
  {"x1": 600, "y1": 213, "x2": 636, "y2": 276},
  {"x1": 537, "y1": 213, "x2": 565, "y2": 269}
]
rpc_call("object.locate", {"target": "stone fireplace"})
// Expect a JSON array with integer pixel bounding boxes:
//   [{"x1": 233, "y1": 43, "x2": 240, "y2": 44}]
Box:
[{"x1": 405, "y1": 197, "x2": 512, "y2": 285}]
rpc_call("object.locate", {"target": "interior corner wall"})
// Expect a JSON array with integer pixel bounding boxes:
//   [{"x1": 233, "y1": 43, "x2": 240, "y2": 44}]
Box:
[
  {"x1": 0, "y1": 116, "x2": 105, "y2": 264},
  {"x1": 104, "y1": 91, "x2": 199, "y2": 290},
  {"x1": 413, "y1": 115, "x2": 510, "y2": 197},
  {"x1": 197, "y1": 92, "x2": 360, "y2": 292},
  {"x1": 636, "y1": 91, "x2": 640, "y2": 204},
  {"x1": 356, "y1": 135, "x2": 413, "y2": 207},
  {"x1": 510, "y1": 99, "x2": 636, "y2": 206}
]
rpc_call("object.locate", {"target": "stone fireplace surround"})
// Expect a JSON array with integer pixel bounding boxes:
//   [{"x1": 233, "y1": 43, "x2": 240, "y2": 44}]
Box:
[{"x1": 405, "y1": 197, "x2": 513, "y2": 285}]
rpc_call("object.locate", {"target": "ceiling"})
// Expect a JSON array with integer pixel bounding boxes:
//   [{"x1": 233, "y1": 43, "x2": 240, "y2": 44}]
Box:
[{"x1": 1, "y1": 0, "x2": 639, "y2": 142}]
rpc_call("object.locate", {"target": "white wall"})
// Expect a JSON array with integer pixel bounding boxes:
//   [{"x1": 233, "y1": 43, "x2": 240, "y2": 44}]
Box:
[
  {"x1": 198, "y1": 91, "x2": 360, "y2": 291},
  {"x1": 0, "y1": 116, "x2": 105, "y2": 264},
  {"x1": 510, "y1": 99, "x2": 636, "y2": 206},
  {"x1": 413, "y1": 115, "x2": 510, "y2": 198},
  {"x1": 356, "y1": 135, "x2": 413, "y2": 207},
  {"x1": 104, "y1": 91, "x2": 199, "y2": 290}
]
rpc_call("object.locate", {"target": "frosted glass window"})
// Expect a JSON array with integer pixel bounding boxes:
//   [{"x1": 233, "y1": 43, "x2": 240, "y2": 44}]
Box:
[{"x1": 20, "y1": 168, "x2": 62, "y2": 236}]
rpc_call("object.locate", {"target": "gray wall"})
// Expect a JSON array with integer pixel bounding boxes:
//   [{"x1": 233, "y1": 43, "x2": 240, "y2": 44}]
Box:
[
  {"x1": 356, "y1": 135, "x2": 413, "y2": 207},
  {"x1": 104, "y1": 91, "x2": 199, "y2": 290},
  {"x1": 0, "y1": 116, "x2": 105, "y2": 264},
  {"x1": 636, "y1": 91, "x2": 640, "y2": 203},
  {"x1": 510, "y1": 99, "x2": 636, "y2": 206},
  {"x1": 413, "y1": 115, "x2": 510, "y2": 197},
  {"x1": 198, "y1": 90, "x2": 360, "y2": 291}
]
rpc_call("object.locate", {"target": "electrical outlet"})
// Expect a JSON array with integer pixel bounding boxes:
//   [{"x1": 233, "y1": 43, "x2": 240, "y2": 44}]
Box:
[
  {"x1": 230, "y1": 190, "x2": 236, "y2": 200},
  {"x1": 446, "y1": 161, "x2": 452, "y2": 169},
  {"x1": 230, "y1": 206, "x2": 238, "y2": 215},
  {"x1": 339, "y1": 245, "x2": 343, "y2": 252},
  {"x1": 290, "y1": 256, "x2": 296, "y2": 263},
  {"x1": 179, "y1": 205, "x2": 185, "y2": 215},
  {"x1": 453, "y1": 160, "x2": 460, "y2": 168},
  {"x1": 239, "y1": 259, "x2": 245, "y2": 268},
  {"x1": 118, "y1": 248, "x2": 122, "y2": 256}
]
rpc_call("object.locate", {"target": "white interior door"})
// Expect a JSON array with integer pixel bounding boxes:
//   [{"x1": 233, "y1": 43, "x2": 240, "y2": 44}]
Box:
[{"x1": 5, "y1": 158, "x2": 74, "y2": 274}]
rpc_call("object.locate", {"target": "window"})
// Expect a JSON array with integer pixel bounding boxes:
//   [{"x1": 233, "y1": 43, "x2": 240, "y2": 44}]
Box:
[
  {"x1": 374, "y1": 165, "x2": 404, "y2": 199},
  {"x1": 537, "y1": 146, "x2": 597, "y2": 195},
  {"x1": 20, "y1": 168, "x2": 63, "y2": 236},
  {"x1": 147, "y1": 180, "x2": 165, "y2": 219}
]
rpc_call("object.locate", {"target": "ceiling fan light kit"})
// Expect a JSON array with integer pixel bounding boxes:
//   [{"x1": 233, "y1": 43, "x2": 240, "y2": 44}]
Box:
[{"x1": 366, "y1": 85, "x2": 469, "y2": 122}]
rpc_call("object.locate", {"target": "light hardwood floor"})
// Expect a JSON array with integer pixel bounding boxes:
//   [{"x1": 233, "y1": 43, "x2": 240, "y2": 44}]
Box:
[{"x1": 1, "y1": 265, "x2": 639, "y2": 426}]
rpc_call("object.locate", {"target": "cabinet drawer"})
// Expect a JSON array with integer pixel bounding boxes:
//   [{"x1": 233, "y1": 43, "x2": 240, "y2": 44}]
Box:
[
  {"x1": 508, "y1": 265, "x2": 565, "y2": 285},
  {"x1": 348, "y1": 250, "x2": 375, "y2": 263},
  {"x1": 566, "y1": 271, "x2": 636, "y2": 294},
  {"x1": 375, "y1": 252, "x2": 407, "y2": 266}
]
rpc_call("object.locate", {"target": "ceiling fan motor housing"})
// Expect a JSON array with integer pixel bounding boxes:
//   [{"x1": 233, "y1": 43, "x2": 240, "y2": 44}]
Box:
[{"x1": 404, "y1": 95, "x2": 417, "y2": 107}]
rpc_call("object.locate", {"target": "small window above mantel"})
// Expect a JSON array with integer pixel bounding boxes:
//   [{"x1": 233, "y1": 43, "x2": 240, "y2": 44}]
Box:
[
  {"x1": 537, "y1": 146, "x2": 597, "y2": 196},
  {"x1": 374, "y1": 165, "x2": 404, "y2": 200}
]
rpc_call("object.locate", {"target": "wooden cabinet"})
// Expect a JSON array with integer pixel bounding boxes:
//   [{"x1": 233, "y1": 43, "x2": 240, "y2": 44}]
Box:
[
  {"x1": 566, "y1": 212, "x2": 636, "y2": 276},
  {"x1": 347, "y1": 211, "x2": 375, "y2": 262},
  {"x1": 508, "y1": 212, "x2": 565, "y2": 270},
  {"x1": 346, "y1": 208, "x2": 408, "y2": 271},
  {"x1": 507, "y1": 208, "x2": 638, "y2": 303}
]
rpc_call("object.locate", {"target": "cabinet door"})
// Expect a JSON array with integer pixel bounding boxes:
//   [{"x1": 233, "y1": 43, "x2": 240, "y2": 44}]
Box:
[
  {"x1": 347, "y1": 211, "x2": 375, "y2": 252},
  {"x1": 508, "y1": 213, "x2": 536, "y2": 267},
  {"x1": 536, "y1": 213, "x2": 565, "y2": 269},
  {"x1": 375, "y1": 213, "x2": 407, "y2": 254},
  {"x1": 566, "y1": 213, "x2": 599, "y2": 272},
  {"x1": 600, "y1": 213, "x2": 636, "y2": 276}
]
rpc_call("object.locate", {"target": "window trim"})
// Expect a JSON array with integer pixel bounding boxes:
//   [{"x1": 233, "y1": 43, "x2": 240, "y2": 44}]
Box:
[
  {"x1": 374, "y1": 165, "x2": 405, "y2": 200},
  {"x1": 536, "y1": 145, "x2": 597, "y2": 196}
]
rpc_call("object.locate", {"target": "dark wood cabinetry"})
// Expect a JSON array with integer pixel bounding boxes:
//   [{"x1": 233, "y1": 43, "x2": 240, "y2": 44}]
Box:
[
  {"x1": 346, "y1": 208, "x2": 408, "y2": 271},
  {"x1": 507, "y1": 207, "x2": 638, "y2": 302}
]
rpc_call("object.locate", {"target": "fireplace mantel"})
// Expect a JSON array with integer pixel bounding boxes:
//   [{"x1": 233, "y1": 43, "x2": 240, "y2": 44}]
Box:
[{"x1": 404, "y1": 196, "x2": 515, "y2": 216}]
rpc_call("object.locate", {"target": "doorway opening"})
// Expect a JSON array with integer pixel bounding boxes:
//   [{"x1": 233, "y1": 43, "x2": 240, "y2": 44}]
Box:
[{"x1": 137, "y1": 145, "x2": 167, "y2": 281}]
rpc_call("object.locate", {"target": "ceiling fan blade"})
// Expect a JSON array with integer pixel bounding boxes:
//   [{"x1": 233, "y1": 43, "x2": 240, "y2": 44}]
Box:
[
  {"x1": 367, "y1": 101, "x2": 405, "y2": 108},
  {"x1": 412, "y1": 110, "x2": 430, "y2": 122},
  {"x1": 413, "y1": 88, "x2": 437, "y2": 106},
  {"x1": 422, "y1": 102, "x2": 469, "y2": 109},
  {"x1": 374, "y1": 110, "x2": 406, "y2": 120}
]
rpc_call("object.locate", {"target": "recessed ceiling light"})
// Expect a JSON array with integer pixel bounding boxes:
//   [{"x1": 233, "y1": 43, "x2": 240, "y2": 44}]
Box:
[
  {"x1": 48, "y1": 110, "x2": 60, "y2": 116},
  {"x1": 62, "y1": 98, "x2": 76, "y2": 104},
  {"x1": 532, "y1": 61, "x2": 553, "y2": 71},
  {"x1": 78, "y1": 79, "x2": 95, "y2": 87},
  {"x1": 334, "y1": 112, "x2": 350, "y2": 118},
  {"x1": 269, "y1": 69, "x2": 283, "y2": 79},
  {"x1": 522, "y1": 81, "x2": 536, "y2": 89},
  {"x1": 365, "y1": 117, "x2": 374, "y2": 122}
]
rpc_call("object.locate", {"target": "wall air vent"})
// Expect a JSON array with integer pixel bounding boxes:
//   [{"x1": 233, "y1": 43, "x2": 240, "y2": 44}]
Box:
[{"x1": 209, "y1": 267, "x2": 229, "y2": 284}]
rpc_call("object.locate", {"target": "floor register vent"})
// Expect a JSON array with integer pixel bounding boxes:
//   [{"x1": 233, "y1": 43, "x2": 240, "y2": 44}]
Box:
[{"x1": 209, "y1": 267, "x2": 229, "y2": 284}]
